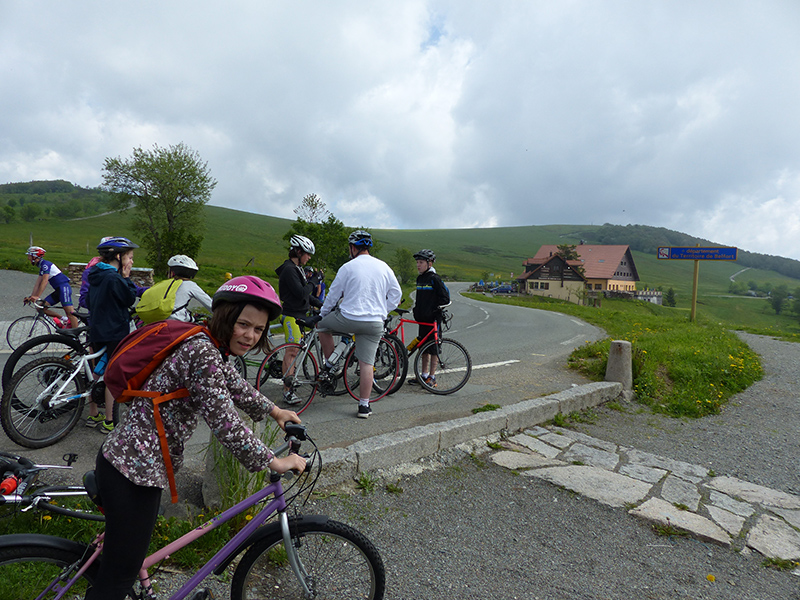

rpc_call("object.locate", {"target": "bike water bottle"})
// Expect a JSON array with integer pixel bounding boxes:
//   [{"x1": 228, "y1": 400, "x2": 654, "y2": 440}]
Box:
[
  {"x1": 0, "y1": 475, "x2": 19, "y2": 494},
  {"x1": 94, "y1": 352, "x2": 109, "y2": 376},
  {"x1": 407, "y1": 337, "x2": 420, "y2": 352},
  {"x1": 326, "y1": 336, "x2": 351, "y2": 368}
]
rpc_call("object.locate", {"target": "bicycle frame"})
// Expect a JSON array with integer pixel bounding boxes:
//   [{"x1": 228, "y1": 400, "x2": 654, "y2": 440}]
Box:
[
  {"x1": 388, "y1": 315, "x2": 440, "y2": 351},
  {"x1": 39, "y1": 346, "x2": 106, "y2": 411},
  {"x1": 46, "y1": 445, "x2": 311, "y2": 600}
]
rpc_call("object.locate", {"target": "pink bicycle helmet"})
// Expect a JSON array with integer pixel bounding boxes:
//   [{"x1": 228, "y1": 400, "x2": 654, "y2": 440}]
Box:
[{"x1": 212, "y1": 275, "x2": 282, "y2": 321}]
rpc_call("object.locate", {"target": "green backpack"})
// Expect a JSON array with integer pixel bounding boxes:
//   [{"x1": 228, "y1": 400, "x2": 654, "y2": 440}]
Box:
[{"x1": 135, "y1": 278, "x2": 188, "y2": 324}]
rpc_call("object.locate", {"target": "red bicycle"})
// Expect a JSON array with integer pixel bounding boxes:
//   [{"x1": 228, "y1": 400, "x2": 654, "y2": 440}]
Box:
[{"x1": 384, "y1": 304, "x2": 471, "y2": 395}]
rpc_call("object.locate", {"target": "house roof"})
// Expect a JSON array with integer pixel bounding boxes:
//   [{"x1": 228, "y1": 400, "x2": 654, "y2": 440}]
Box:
[
  {"x1": 525, "y1": 245, "x2": 638, "y2": 281},
  {"x1": 518, "y1": 253, "x2": 587, "y2": 282}
]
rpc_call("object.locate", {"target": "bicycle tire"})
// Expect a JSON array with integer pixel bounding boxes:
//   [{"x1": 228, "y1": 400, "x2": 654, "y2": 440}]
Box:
[
  {"x1": 256, "y1": 343, "x2": 318, "y2": 414},
  {"x1": 344, "y1": 336, "x2": 399, "y2": 402},
  {"x1": 1, "y1": 357, "x2": 85, "y2": 448},
  {"x1": 230, "y1": 517, "x2": 386, "y2": 600},
  {"x1": 5, "y1": 316, "x2": 53, "y2": 352},
  {"x1": 384, "y1": 333, "x2": 408, "y2": 395},
  {"x1": 413, "y1": 337, "x2": 472, "y2": 395},
  {"x1": 0, "y1": 540, "x2": 98, "y2": 599},
  {"x1": 2, "y1": 334, "x2": 86, "y2": 391}
]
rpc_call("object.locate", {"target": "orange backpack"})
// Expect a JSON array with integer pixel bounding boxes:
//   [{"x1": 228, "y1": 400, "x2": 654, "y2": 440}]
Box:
[{"x1": 105, "y1": 320, "x2": 219, "y2": 503}]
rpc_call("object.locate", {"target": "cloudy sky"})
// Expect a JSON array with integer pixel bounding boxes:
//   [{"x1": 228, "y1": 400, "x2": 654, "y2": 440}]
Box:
[{"x1": 2, "y1": 1, "x2": 799, "y2": 259}]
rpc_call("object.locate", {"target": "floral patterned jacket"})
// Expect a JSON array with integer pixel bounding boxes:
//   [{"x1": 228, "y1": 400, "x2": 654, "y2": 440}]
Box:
[{"x1": 102, "y1": 335, "x2": 275, "y2": 489}]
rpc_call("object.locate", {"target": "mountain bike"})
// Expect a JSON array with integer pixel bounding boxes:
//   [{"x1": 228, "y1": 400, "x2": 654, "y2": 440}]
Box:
[
  {"x1": 5, "y1": 300, "x2": 89, "y2": 351},
  {"x1": 0, "y1": 344, "x2": 117, "y2": 448},
  {"x1": 255, "y1": 315, "x2": 400, "y2": 414},
  {"x1": 0, "y1": 424, "x2": 386, "y2": 600},
  {"x1": 384, "y1": 305, "x2": 472, "y2": 395},
  {"x1": 2, "y1": 328, "x2": 90, "y2": 392}
]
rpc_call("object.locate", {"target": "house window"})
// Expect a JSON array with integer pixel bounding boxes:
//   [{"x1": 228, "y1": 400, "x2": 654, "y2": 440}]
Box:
[{"x1": 594, "y1": 284, "x2": 602, "y2": 290}]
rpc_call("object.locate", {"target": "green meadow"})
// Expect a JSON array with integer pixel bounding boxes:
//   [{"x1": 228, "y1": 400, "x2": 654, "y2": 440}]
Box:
[{"x1": 4, "y1": 205, "x2": 798, "y2": 336}]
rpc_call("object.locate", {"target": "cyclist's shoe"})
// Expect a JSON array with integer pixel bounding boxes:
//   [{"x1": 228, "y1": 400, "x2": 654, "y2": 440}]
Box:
[
  {"x1": 357, "y1": 404, "x2": 372, "y2": 419},
  {"x1": 85, "y1": 413, "x2": 105, "y2": 428},
  {"x1": 407, "y1": 377, "x2": 420, "y2": 385},
  {"x1": 423, "y1": 376, "x2": 437, "y2": 388},
  {"x1": 283, "y1": 390, "x2": 303, "y2": 406},
  {"x1": 100, "y1": 420, "x2": 115, "y2": 434}
]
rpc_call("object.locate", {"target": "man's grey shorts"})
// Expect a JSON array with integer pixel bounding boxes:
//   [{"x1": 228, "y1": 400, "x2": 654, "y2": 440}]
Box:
[{"x1": 317, "y1": 310, "x2": 383, "y2": 365}]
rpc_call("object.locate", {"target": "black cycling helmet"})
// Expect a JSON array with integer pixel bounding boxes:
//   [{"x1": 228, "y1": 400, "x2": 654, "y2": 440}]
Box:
[
  {"x1": 348, "y1": 230, "x2": 373, "y2": 248},
  {"x1": 413, "y1": 249, "x2": 436, "y2": 262}
]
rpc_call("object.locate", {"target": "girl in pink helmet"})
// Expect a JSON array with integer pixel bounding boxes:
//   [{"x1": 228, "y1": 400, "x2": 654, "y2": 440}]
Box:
[{"x1": 85, "y1": 276, "x2": 306, "y2": 600}]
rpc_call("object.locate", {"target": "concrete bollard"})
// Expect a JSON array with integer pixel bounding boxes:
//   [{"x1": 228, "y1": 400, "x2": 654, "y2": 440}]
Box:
[{"x1": 605, "y1": 340, "x2": 632, "y2": 391}]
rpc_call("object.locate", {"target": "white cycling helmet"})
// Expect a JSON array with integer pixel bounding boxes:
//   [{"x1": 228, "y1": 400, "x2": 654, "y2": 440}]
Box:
[
  {"x1": 289, "y1": 235, "x2": 315, "y2": 255},
  {"x1": 167, "y1": 255, "x2": 199, "y2": 271}
]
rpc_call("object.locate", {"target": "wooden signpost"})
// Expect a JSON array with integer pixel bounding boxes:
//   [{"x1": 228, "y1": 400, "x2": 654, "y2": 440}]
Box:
[{"x1": 657, "y1": 245, "x2": 738, "y2": 322}]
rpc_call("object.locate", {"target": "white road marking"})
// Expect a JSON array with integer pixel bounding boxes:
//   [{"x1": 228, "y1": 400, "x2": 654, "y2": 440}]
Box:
[
  {"x1": 560, "y1": 335, "x2": 586, "y2": 346},
  {"x1": 440, "y1": 359, "x2": 519, "y2": 374}
]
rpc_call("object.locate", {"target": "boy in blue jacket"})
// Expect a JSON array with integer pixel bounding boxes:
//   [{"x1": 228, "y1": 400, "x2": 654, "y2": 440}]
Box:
[{"x1": 86, "y1": 237, "x2": 139, "y2": 432}]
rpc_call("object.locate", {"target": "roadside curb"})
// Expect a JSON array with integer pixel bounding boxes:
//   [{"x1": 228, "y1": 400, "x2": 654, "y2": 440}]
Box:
[{"x1": 317, "y1": 381, "x2": 622, "y2": 488}]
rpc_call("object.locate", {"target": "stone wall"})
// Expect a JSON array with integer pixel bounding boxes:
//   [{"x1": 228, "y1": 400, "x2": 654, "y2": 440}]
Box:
[{"x1": 67, "y1": 262, "x2": 154, "y2": 289}]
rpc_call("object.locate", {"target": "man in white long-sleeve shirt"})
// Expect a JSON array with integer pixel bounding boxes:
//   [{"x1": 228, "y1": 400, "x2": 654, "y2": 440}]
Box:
[{"x1": 317, "y1": 230, "x2": 402, "y2": 418}]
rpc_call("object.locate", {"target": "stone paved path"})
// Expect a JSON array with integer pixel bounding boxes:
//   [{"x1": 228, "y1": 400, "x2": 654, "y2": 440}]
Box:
[{"x1": 492, "y1": 425, "x2": 800, "y2": 570}]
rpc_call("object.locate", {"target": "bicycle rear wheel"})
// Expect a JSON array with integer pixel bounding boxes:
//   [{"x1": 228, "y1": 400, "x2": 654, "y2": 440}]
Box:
[
  {"x1": 384, "y1": 333, "x2": 408, "y2": 395},
  {"x1": 231, "y1": 517, "x2": 385, "y2": 600},
  {"x1": 1, "y1": 357, "x2": 85, "y2": 448},
  {"x1": 255, "y1": 343, "x2": 318, "y2": 414},
  {"x1": 2, "y1": 334, "x2": 86, "y2": 391},
  {"x1": 0, "y1": 539, "x2": 97, "y2": 600},
  {"x1": 414, "y1": 337, "x2": 472, "y2": 395},
  {"x1": 344, "y1": 336, "x2": 399, "y2": 402},
  {"x1": 5, "y1": 316, "x2": 52, "y2": 351}
]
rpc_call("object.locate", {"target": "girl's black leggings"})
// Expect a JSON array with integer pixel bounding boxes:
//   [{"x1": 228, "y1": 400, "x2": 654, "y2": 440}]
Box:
[{"x1": 85, "y1": 451, "x2": 162, "y2": 600}]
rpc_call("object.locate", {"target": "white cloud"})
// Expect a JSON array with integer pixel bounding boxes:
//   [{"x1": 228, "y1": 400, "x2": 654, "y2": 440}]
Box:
[{"x1": 1, "y1": 1, "x2": 799, "y2": 259}]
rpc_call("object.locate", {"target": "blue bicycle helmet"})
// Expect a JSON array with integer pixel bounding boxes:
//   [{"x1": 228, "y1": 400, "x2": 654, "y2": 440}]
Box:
[
  {"x1": 97, "y1": 237, "x2": 139, "y2": 251},
  {"x1": 348, "y1": 230, "x2": 373, "y2": 248}
]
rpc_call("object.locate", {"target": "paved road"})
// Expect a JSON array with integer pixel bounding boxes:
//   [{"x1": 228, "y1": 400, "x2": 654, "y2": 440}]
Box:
[{"x1": 0, "y1": 274, "x2": 603, "y2": 494}]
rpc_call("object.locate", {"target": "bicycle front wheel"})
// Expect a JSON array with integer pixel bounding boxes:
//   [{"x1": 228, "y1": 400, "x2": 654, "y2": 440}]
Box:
[
  {"x1": 5, "y1": 316, "x2": 52, "y2": 351},
  {"x1": 414, "y1": 337, "x2": 472, "y2": 395},
  {"x1": 2, "y1": 334, "x2": 86, "y2": 391},
  {"x1": 256, "y1": 343, "x2": 318, "y2": 414},
  {"x1": 1, "y1": 357, "x2": 85, "y2": 448},
  {"x1": 0, "y1": 540, "x2": 98, "y2": 600},
  {"x1": 231, "y1": 517, "x2": 385, "y2": 600},
  {"x1": 344, "y1": 336, "x2": 399, "y2": 402}
]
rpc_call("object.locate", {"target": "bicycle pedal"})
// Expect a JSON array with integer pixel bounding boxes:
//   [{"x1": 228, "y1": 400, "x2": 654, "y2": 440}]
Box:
[{"x1": 188, "y1": 588, "x2": 213, "y2": 600}]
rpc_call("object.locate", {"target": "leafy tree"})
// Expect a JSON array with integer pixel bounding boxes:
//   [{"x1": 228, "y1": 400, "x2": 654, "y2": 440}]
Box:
[
  {"x1": 769, "y1": 284, "x2": 789, "y2": 315},
  {"x1": 19, "y1": 203, "x2": 42, "y2": 222},
  {"x1": 664, "y1": 287, "x2": 676, "y2": 307},
  {"x1": 102, "y1": 143, "x2": 216, "y2": 274},
  {"x1": 556, "y1": 244, "x2": 580, "y2": 260},
  {"x1": 1, "y1": 205, "x2": 14, "y2": 223},
  {"x1": 285, "y1": 214, "x2": 350, "y2": 273},
  {"x1": 391, "y1": 248, "x2": 416, "y2": 284},
  {"x1": 6, "y1": 198, "x2": 16, "y2": 207},
  {"x1": 293, "y1": 193, "x2": 330, "y2": 223}
]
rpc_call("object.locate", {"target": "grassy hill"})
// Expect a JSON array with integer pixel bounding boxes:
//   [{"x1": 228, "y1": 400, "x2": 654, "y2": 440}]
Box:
[{"x1": 1, "y1": 203, "x2": 799, "y2": 335}]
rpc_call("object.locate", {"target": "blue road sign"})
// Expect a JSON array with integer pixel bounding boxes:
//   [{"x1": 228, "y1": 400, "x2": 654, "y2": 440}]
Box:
[{"x1": 657, "y1": 247, "x2": 738, "y2": 260}]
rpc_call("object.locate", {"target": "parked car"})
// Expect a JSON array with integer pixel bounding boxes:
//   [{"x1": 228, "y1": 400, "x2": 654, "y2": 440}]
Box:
[{"x1": 493, "y1": 284, "x2": 514, "y2": 294}]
